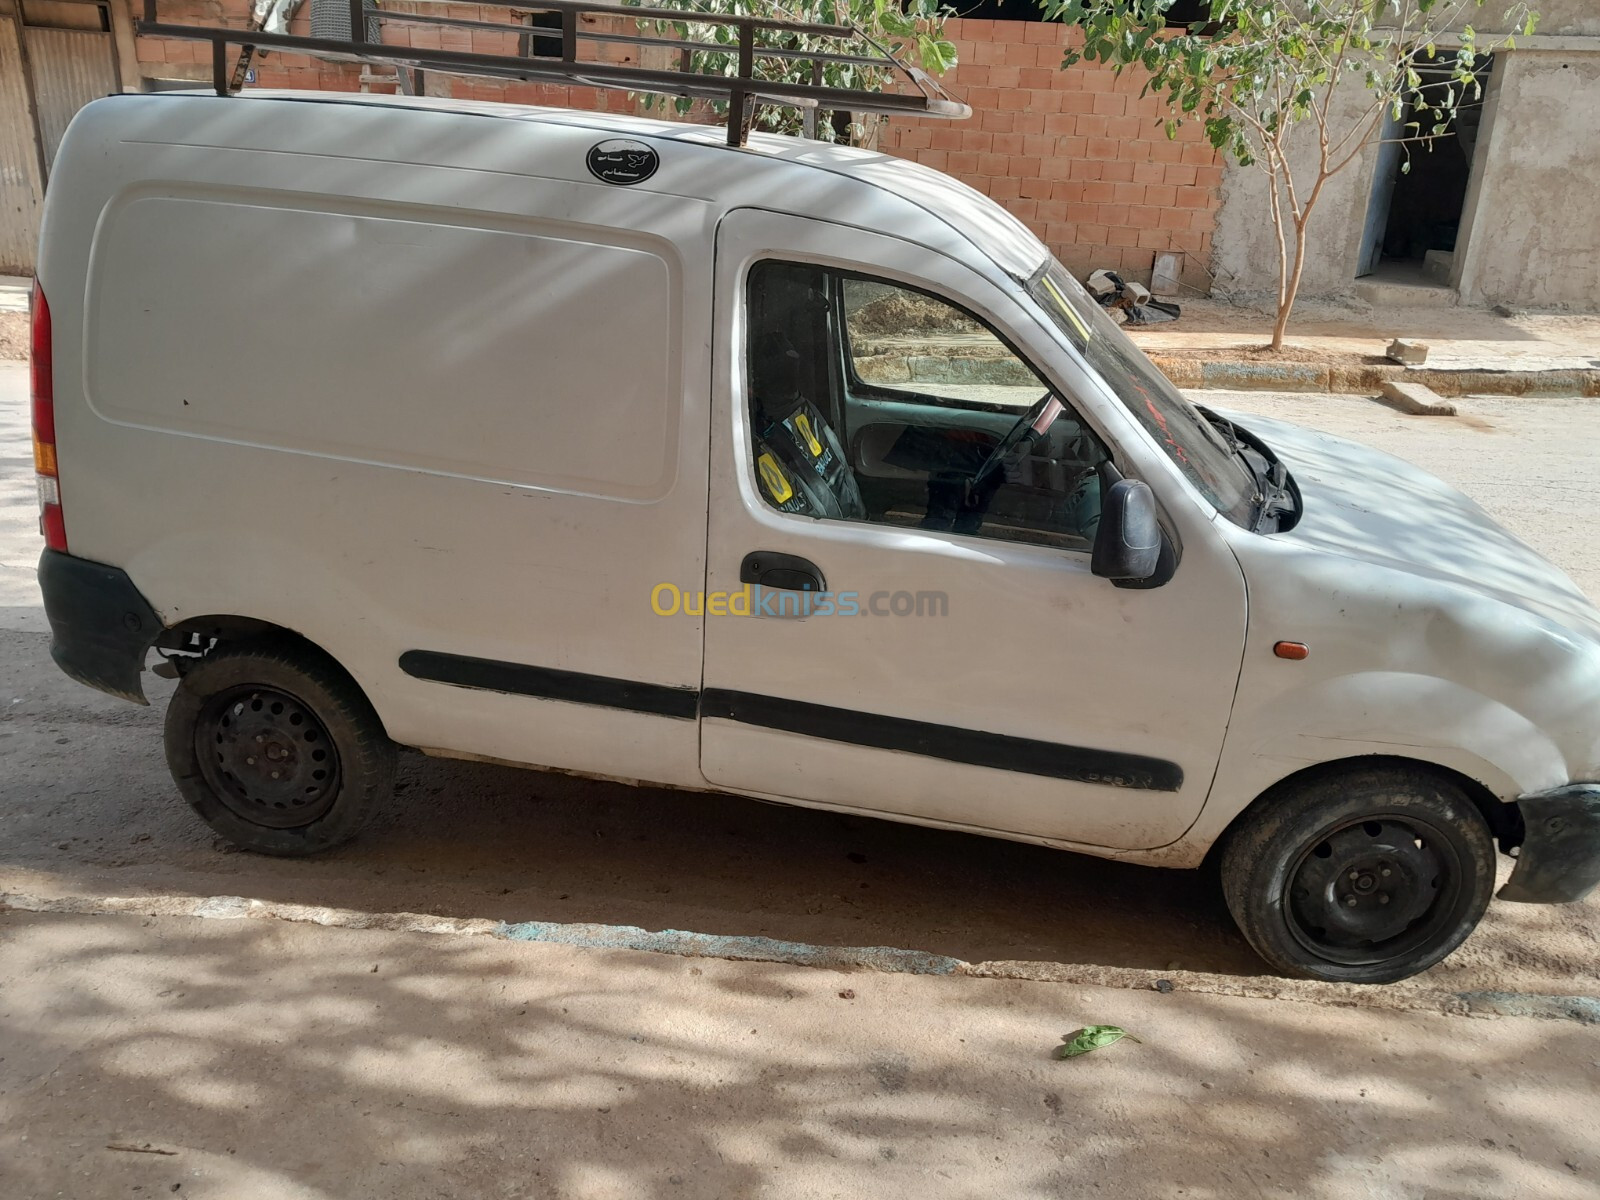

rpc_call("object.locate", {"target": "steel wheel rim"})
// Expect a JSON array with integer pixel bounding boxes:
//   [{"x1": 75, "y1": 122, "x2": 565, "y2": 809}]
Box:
[
  {"x1": 1284, "y1": 814, "x2": 1466, "y2": 968},
  {"x1": 195, "y1": 685, "x2": 341, "y2": 829}
]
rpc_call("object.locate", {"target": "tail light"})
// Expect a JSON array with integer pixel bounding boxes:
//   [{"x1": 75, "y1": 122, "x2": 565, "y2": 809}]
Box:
[{"x1": 31, "y1": 281, "x2": 66, "y2": 552}]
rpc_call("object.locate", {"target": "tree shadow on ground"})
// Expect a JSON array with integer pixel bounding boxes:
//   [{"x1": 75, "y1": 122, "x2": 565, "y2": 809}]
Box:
[{"x1": 1, "y1": 910, "x2": 1596, "y2": 1200}]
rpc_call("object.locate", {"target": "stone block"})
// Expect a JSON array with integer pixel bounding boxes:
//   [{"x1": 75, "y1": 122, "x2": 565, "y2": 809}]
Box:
[
  {"x1": 1380, "y1": 380, "x2": 1457, "y2": 416},
  {"x1": 1386, "y1": 338, "x2": 1430, "y2": 366}
]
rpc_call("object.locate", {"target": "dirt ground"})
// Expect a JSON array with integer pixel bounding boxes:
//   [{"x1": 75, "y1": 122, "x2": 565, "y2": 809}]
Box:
[
  {"x1": 4, "y1": 908, "x2": 1599, "y2": 1200},
  {"x1": 0, "y1": 312, "x2": 25, "y2": 361}
]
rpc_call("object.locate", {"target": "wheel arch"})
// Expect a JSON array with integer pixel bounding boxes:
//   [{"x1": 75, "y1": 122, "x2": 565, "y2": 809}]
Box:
[
  {"x1": 1205, "y1": 754, "x2": 1524, "y2": 869},
  {"x1": 156, "y1": 614, "x2": 391, "y2": 738}
]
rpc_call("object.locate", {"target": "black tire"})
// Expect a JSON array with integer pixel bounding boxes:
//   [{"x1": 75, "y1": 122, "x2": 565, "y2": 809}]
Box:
[
  {"x1": 164, "y1": 639, "x2": 396, "y2": 856},
  {"x1": 1219, "y1": 768, "x2": 1496, "y2": 984}
]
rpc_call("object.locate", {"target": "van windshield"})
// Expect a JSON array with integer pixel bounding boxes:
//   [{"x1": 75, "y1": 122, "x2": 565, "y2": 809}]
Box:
[{"x1": 1027, "y1": 261, "x2": 1258, "y2": 527}]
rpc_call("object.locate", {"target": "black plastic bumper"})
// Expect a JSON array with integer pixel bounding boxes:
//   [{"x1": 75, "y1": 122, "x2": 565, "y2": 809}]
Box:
[
  {"x1": 1498, "y1": 784, "x2": 1600, "y2": 904},
  {"x1": 37, "y1": 549, "x2": 163, "y2": 705}
]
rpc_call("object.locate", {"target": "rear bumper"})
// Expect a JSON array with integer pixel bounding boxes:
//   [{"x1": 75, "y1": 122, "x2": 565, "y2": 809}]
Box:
[
  {"x1": 1498, "y1": 784, "x2": 1600, "y2": 904},
  {"x1": 37, "y1": 549, "x2": 162, "y2": 705}
]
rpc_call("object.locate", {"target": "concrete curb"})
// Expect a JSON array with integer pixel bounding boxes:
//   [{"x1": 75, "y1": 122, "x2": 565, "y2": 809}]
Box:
[
  {"x1": 500, "y1": 919, "x2": 964, "y2": 975},
  {"x1": 5, "y1": 889, "x2": 1596, "y2": 1024},
  {"x1": 1150, "y1": 354, "x2": 1600, "y2": 398},
  {"x1": 1198, "y1": 361, "x2": 1332, "y2": 391}
]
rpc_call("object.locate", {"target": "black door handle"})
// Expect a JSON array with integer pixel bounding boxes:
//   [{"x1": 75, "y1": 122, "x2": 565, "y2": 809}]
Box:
[{"x1": 740, "y1": 551, "x2": 826, "y2": 593}]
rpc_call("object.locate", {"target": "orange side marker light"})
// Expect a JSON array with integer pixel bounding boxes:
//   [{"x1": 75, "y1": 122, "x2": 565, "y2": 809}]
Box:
[{"x1": 1274, "y1": 641, "x2": 1310, "y2": 661}]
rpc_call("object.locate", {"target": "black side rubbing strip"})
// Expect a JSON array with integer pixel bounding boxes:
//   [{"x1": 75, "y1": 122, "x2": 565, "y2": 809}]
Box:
[
  {"x1": 400, "y1": 651, "x2": 699, "y2": 720},
  {"x1": 399, "y1": 653, "x2": 1178, "y2": 790},
  {"x1": 700, "y1": 688, "x2": 1184, "y2": 792}
]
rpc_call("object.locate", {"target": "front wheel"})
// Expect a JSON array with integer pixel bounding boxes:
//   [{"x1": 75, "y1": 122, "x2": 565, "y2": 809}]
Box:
[
  {"x1": 165, "y1": 640, "x2": 396, "y2": 856},
  {"x1": 1219, "y1": 769, "x2": 1496, "y2": 984}
]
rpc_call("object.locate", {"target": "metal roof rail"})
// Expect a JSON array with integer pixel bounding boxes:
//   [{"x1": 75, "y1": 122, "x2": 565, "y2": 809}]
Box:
[{"x1": 135, "y1": 0, "x2": 971, "y2": 146}]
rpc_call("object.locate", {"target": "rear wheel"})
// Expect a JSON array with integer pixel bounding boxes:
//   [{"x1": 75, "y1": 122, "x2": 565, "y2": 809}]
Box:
[
  {"x1": 1219, "y1": 768, "x2": 1496, "y2": 984},
  {"x1": 165, "y1": 641, "x2": 395, "y2": 856}
]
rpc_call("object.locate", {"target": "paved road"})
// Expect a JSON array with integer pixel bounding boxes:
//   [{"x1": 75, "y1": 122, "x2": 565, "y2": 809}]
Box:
[{"x1": 2, "y1": 363, "x2": 1598, "y2": 994}]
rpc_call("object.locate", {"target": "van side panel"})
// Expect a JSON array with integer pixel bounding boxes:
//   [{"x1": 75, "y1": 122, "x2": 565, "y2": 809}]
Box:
[
  {"x1": 48, "y1": 99, "x2": 716, "y2": 788},
  {"x1": 86, "y1": 192, "x2": 679, "y2": 501}
]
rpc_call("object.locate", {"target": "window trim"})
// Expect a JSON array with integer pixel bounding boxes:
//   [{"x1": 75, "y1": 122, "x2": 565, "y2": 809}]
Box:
[
  {"x1": 745, "y1": 255, "x2": 1125, "y2": 462},
  {"x1": 743, "y1": 255, "x2": 1120, "y2": 555},
  {"x1": 832, "y1": 269, "x2": 1054, "y2": 417}
]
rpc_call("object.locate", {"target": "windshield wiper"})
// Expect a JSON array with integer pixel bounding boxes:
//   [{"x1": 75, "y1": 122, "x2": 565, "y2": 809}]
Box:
[
  {"x1": 1199, "y1": 408, "x2": 1264, "y2": 487},
  {"x1": 1198, "y1": 408, "x2": 1297, "y2": 533},
  {"x1": 1252, "y1": 460, "x2": 1297, "y2": 533}
]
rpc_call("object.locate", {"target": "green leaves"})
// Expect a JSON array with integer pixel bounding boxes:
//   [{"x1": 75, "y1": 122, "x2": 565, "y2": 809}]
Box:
[
  {"x1": 918, "y1": 33, "x2": 959, "y2": 75},
  {"x1": 1054, "y1": 1025, "x2": 1141, "y2": 1059}
]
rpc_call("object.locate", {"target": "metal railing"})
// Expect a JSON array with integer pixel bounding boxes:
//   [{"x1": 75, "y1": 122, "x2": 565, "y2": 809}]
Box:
[{"x1": 136, "y1": 0, "x2": 970, "y2": 145}]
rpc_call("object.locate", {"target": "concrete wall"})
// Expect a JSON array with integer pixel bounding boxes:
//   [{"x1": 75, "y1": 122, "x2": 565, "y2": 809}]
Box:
[
  {"x1": 1211, "y1": 40, "x2": 1600, "y2": 310},
  {"x1": 1470, "y1": 1, "x2": 1598, "y2": 37},
  {"x1": 1209, "y1": 73, "x2": 1380, "y2": 304},
  {"x1": 1455, "y1": 50, "x2": 1600, "y2": 307}
]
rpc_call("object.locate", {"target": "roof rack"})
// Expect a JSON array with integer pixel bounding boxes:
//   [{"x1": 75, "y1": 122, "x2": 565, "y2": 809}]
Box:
[{"x1": 135, "y1": 0, "x2": 970, "y2": 146}]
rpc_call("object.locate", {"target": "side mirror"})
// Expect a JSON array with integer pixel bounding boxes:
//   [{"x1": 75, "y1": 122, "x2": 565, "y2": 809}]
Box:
[{"x1": 1092, "y1": 479, "x2": 1162, "y2": 582}]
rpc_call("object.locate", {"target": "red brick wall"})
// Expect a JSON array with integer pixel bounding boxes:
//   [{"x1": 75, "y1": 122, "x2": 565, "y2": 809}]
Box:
[
  {"x1": 134, "y1": 0, "x2": 630, "y2": 111},
  {"x1": 877, "y1": 18, "x2": 1222, "y2": 290}
]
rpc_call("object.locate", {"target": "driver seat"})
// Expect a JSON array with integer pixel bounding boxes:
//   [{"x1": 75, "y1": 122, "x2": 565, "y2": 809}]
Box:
[{"x1": 749, "y1": 313, "x2": 865, "y2": 522}]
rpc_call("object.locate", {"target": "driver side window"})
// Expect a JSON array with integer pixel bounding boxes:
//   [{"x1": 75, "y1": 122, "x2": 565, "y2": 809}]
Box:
[{"x1": 746, "y1": 261, "x2": 1109, "y2": 551}]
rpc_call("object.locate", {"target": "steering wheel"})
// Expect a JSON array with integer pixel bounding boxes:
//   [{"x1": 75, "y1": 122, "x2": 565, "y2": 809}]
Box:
[{"x1": 969, "y1": 391, "x2": 1061, "y2": 491}]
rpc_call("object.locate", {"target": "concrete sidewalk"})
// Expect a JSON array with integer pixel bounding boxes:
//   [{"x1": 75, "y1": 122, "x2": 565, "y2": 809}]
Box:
[
  {"x1": 0, "y1": 276, "x2": 28, "y2": 313},
  {"x1": 1130, "y1": 298, "x2": 1600, "y2": 371},
  {"x1": 0, "y1": 277, "x2": 27, "y2": 362},
  {"x1": 853, "y1": 297, "x2": 1600, "y2": 398},
  {"x1": 1128, "y1": 299, "x2": 1600, "y2": 396},
  {"x1": 2, "y1": 907, "x2": 1598, "y2": 1200}
]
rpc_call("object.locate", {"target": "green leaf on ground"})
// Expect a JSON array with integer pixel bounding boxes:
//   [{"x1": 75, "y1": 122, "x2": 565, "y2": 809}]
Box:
[{"x1": 1055, "y1": 1025, "x2": 1141, "y2": 1059}]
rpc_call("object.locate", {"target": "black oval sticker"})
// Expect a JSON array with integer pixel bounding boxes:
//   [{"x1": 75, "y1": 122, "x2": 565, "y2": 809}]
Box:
[{"x1": 586, "y1": 139, "x2": 659, "y2": 186}]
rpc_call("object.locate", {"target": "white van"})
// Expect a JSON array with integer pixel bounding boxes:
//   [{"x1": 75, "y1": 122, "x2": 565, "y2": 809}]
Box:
[{"x1": 31, "y1": 90, "x2": 1600, "y2": 984}]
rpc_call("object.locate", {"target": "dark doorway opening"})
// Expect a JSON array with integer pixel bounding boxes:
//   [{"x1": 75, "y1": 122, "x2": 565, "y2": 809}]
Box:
[
  {"x1": 954, "y1": 0, "x2": 1208, "y2": 23},
  {"x1": 1357, "y1": 54, "x2": 1494, "y2": 284},
  {"x1": 1160, "y1": 0, "x2": 1213, "y2": 26},
  {"x1": 952, "y1": 0, "x2": 1034, "y2": 17}
]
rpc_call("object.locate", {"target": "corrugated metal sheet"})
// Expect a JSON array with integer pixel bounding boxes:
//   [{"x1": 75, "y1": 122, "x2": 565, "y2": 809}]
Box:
[
  {"x1": 310, "y1": 0, "x2": 378, "y2": 42},
  {"x1": 0, "y1": 11, "x2": 45, "y2": 274},
  {"x1": 24, "y1": 25, "x2": 117, "y2": 166}
]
